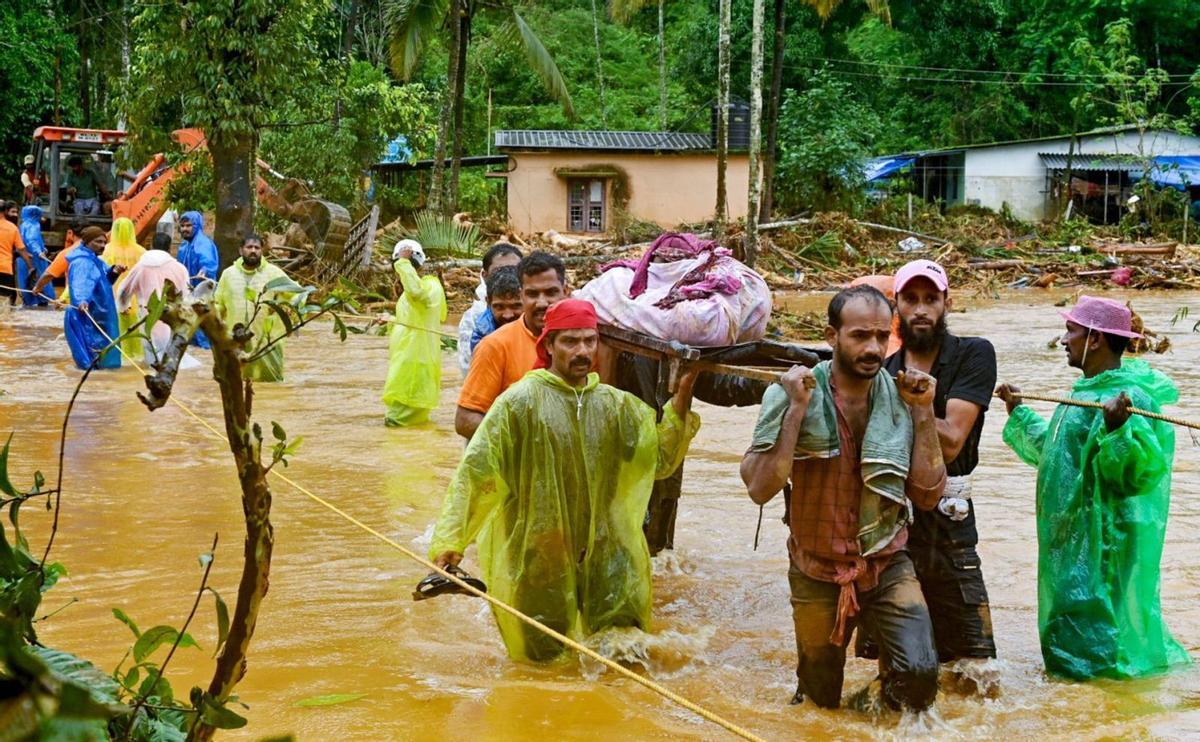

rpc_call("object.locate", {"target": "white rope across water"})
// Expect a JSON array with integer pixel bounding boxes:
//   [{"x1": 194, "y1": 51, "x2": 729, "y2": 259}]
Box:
[{"x1": 6, "y1": 286, "x2": 766, "y2": 742}]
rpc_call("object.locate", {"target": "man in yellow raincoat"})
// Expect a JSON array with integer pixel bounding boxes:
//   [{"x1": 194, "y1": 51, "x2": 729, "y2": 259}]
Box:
[
  {"x1": 101, "y1": 217, "x2": 146, "y2": 360},
  {"x1": 212, "y1": 234, "x2": 294, "y2": 382},
  {"x1": 997, "y1": 296, "x2": 1189, "y2": 680},
  {"x1": 429, "y1": 298, "x2": 702, "y2": 663},
  {"x1": 382, "y1": 239, "x2": 447, "y2": 426}
]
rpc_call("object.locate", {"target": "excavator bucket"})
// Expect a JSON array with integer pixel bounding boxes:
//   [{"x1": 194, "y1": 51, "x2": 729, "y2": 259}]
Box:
[{"x1": 291, "y1": 198, "x2": 352, "y2": 261}]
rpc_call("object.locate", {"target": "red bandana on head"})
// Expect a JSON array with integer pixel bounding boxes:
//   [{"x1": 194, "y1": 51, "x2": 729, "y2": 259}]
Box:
[{"x1": 534, "y1": 298, "x2": 598, "y2": 369}]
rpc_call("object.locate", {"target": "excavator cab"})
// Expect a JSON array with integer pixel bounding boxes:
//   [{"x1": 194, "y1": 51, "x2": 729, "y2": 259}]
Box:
[{"x1": 28, "y1": 127, "x2": 129, "y2": 249}]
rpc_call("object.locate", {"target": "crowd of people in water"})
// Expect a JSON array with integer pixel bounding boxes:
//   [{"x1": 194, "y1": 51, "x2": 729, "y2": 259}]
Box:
[{"x1": 1, "y1": 209, "x2": 1187, "y2": 713}]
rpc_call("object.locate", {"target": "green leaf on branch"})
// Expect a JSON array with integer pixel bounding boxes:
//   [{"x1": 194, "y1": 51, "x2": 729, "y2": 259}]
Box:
[
  {"x1": 265, "y1": 301, "x2": 296, "y2": 335},
  {"x1": 245, "y1": 287, "x2": 259, "y2": 303},
  {"x1": 271, "y1": 422, "x2": 286, "y2": 442},
  {"x1": 205, "y1": 587, "x2": 230, "y2": 658},
  {"x1": 112, "y1": 608, "x2": 141, "y2": 639},
  {"x1": 263, "y1": 276, "x2": 306, "y2": 294},
  {"x1": 293, "y1": 693, "x2": 368, "y2": 707},
  {"x1": 0, "y1": 434, "x2": 17, "y2": 497},
  {"x1": 145, "y1": 291, "x2": 167, "y2": 332},
  {"x1": 284, "y1": 436, "x2": 304, "y2": 456},
  {"x1": 198, "y1": 696, "x2": 248, "y2": 729},
  {"x1": 332, "y1": 315, "x2": 348, "y2": 342},
  {"x1": 133, "y1": 626, "x2": 200, "y2": 662}
]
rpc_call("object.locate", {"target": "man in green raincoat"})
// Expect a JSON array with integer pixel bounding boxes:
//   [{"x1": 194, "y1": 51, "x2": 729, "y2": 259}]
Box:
[
  {"x1": 212, "y1": 235, "x2": 295, "y2": 382},
  {"x1": 382, "y1": 239, "x2": 448, "y2": 426},
  {"x1": 997, "y1": 296, "x2": 1189, "y2": 680},
  {"x1": 430, "y1": 298, "x2": 702, "y2": 663}
]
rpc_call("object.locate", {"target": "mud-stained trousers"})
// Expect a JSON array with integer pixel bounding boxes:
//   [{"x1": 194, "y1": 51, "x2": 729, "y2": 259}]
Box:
[{"x1": 788, "y1": 551, "x2": 939, "y2": 711}]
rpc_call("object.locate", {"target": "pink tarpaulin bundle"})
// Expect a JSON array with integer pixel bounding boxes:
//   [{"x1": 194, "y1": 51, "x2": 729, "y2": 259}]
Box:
[{"x1": 575, "y1": 232, "x2": 771, "y2": 346}]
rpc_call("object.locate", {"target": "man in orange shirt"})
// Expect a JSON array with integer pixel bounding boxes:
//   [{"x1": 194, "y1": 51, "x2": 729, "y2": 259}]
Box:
[
  {"x1": 455, "y1": 252, "x2": 568, "y2": 439},
  {"x1": 33, "y1": 219, "x2": 87, "y2": 299},
  {"x1": 0, "y1": 201, "x2": 34, "y2": 306}
]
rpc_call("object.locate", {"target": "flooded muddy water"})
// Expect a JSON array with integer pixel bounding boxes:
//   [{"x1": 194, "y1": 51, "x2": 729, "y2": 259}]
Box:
[{"x1": 1, "y1": 289, "x2": 1199, "y2": 740}]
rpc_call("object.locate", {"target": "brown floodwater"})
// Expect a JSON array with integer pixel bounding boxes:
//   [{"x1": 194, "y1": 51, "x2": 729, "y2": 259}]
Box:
[{"x1": 1, "y1": 289, "x2": 1199, "y2": 741}]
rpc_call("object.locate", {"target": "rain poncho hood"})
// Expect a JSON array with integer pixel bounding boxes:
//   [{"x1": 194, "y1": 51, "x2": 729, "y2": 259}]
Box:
[
  {"x1": 17, "y1": 205, "x2": 54, "y2": 306},
  {"x1": 430, "y1": 370, "x2": 700, "y2": 662},
  {"x1": 18, "y1": 206, "x2": 45, "y2": 256},
  {"x1": 102, "y1": 218, "x2": 146, "y2": 360},
  {"x1": 1003, "y1": 359, "x2": 1190, "y2": 680},
  {"x1": 177, "y1": 211, "x2": 219, "y2": 349},
  {"x1": 212, "y1": 257, "x2": 293, "y2": 382},
  {"x1": 63, "y1": 247, "x2": 120, "y2": 369},
  {"x1": 382, "y1": 259, "x2": 447, "y2": 413}
]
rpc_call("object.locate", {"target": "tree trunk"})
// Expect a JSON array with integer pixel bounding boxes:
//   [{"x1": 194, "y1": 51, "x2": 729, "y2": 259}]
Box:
[
  {"x1": 715, "y1": 0, "x2": 731, "y2": 230},
  {"x1": 430, "y1": 2, "x2": 461, "y2": 216},
  {"x1": 658, "y1": 0, "x2": 667, "y2": 131},
  {"x1": 744, "y1": 0, "x2": 764, "y2": 267},
  {"x1": 189, "y1": 334, "x2": 272, "y2": 742},
  {"x1": 208, "y1": 134, "x2": 257, "y2": 270},
  {"x1": 78, "y1": 2, "x2": 90, "y2": 127},
  {"x1": 341, "y1": 0, "x2": 360, "y2": 58},
  {"x1": 759, "y1": 0, "x2": 785, "y2": 222},
  {"x1": 591, "y1": 0, "x2": 608, "y2": 128},
  {"x1": 141, "y1": 299, "x2": 274, "y2": 742},
  {"x1": 448, "y1": 6, "x2": 470, "y2": 216}
]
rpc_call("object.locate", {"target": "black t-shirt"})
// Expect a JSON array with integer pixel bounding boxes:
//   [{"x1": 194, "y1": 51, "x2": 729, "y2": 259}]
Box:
[{"x1": 885, "y1": 334, "x2": 997, "y2": 548}]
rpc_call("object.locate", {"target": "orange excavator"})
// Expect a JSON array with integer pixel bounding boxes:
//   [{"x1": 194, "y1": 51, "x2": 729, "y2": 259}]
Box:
[{"x1": 27, "y1": 126, "x2": 351, "y2": 258}]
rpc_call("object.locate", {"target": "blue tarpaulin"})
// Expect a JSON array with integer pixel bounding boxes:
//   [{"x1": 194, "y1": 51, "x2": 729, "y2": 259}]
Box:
[
  {"x1": 1133, "y1": 156, "x2": 1200, "y2": 189},
  {"x1": 863, "y1": 156, "x2": 915, "y2": 182}
]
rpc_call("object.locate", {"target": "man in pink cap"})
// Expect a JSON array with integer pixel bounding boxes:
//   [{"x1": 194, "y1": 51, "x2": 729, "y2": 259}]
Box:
[
  {"x1": 872, "y1": 258, "x2": 1000, "y2": 695},
  {"x1": 429, "y1": 299, "x2": 703, "y2": 663},
  {"x1": 997, "y1": 296, "x2": 1187, "y2": 680}
]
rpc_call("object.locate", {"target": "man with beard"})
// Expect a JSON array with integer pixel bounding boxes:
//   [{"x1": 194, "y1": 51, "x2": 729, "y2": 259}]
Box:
[
  {"x1": 876, "y1": 259, "x2": 999, "y2": 694},
  {"x1": 431, "y1": 299, "x2": 702, "y2": 662},
  {"x1": 455, "y1": 251, "x2": 569, "y2": 439},
  {"x1": 741, "y1": 284, "x2": 946, "y2": 712},
  {"x1": 212, "y1": 235, "x2": 294, "y2": 381}
]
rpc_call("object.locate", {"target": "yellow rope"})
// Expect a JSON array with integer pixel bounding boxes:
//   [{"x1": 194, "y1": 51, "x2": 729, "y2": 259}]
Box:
[
  {"x1": 1000, "y1": 390, "x2": 1200, "y2": 431},
  {"x1": 21, "y1": 293, "x2": 764, "y2": 742}
]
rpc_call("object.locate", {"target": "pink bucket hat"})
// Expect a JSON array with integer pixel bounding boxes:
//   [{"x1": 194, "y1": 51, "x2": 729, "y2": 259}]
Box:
[
  {"x1": 894, "y1": 259, "x2": 949, "y2": 295},
  {"x1": 1059, "y1": 295, "x2": 1142, "y2": 338}
]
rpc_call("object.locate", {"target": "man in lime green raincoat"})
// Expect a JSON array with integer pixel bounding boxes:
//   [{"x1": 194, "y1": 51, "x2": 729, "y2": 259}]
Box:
[
  {"x1": 382, "y1": 239, "x2": 447, "y2": 426},
  {"x1": 213, "y1": 235, "x2": 294, "y2": 382},
  {"x1": 430, "y1": 299, "x2": 701, "y2": 663},
  {"x1": 997, "y1": 296, "x2": 1189, "y2": 680}
]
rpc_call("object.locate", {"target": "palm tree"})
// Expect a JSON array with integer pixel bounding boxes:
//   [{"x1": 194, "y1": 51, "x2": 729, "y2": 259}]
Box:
[
  {"x1": 610, "y1": 0, "x2": 671, "y2": 131},
  {"x1": 386, "y1": 0, "x2": 574, "y2": 215}
]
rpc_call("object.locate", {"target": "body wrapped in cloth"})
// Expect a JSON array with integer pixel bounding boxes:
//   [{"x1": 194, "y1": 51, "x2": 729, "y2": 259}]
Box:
[
  {"x1": 1003, "y1": 359, "x2": 1190, "y2": 679},
  {"x1": 429, "y1": 369, "x2": 700, "y2": 662},
  {"x1": 574, "y1": 233, "x2": 771, "y2": 346}
]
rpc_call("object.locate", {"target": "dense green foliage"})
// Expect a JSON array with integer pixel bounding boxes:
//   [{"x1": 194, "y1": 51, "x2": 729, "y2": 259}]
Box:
[{"x1": 4, "y1": 0, "x2": 1200, "y2": 217}]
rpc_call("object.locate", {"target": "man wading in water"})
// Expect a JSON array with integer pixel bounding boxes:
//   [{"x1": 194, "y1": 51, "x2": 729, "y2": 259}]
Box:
[
  {"x1": 870, "y1": 260, "x2": 1000, "y2": 695},
  {"x1": 997, "y1": 296, "x2": 1189, "y2": 681},
  {"x1": 741, "y1": 285, "x2": 946, "y2": 711},
  {"x1": 430, "y1": 299, "x2": 701, "y2": 663}
]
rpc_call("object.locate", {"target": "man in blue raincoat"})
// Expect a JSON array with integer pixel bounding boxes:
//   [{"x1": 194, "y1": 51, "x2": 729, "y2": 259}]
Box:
[
  {"x1": 63, "y1": 226, "x2": 124, "y2": 370},
  {"x1": 997, "y1": 296, "x2": 1190, "y2": 680},
  {"x1": 17, "y1": 205, "x2": 55, "y2": 307},
  {"x1": 176, "y1": 210, "x2": 219, "y2": 349}
]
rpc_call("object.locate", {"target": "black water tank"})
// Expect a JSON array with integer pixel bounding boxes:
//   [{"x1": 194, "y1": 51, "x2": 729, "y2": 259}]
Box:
[{"x1": 710, "y1": 100, "x2": 750, "y2": 150}]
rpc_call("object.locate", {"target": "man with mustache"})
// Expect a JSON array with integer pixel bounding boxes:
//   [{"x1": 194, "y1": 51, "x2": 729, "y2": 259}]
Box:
[
  {"x1": 741, "y1": 284, "x2": 946, "y2": 712},
  {"x1": 431, "y1": 299, "x2": 702, "y2": 662},
  {"x1": 997, "y1": 297, "x2": 1187, "y2": 680},
  {"x1": 455, "y1": 251, "x2": 568, "y2": 439},
  {"x1": 878, "y1": 259, "x2": 1000, "y2": 694}
]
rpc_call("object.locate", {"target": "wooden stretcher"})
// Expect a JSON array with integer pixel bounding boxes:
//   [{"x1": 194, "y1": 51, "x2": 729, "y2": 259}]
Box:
[{"x1": 598, "y1": 323, "x2": 829, "y2": 392}]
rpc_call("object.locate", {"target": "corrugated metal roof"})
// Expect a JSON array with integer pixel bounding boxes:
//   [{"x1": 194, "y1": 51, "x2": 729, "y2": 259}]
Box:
[
  {"x1": 495, "y1": 129, "x2": 712, "y2": 152},
  {"x1": 1039, "y1": 153, "x2": 1143, "y2": 171}
]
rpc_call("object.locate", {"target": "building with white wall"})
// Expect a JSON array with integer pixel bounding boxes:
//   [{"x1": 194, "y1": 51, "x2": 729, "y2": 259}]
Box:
[{"x1": 867, "y1": 125, "x2": 1200, "y2": 222}]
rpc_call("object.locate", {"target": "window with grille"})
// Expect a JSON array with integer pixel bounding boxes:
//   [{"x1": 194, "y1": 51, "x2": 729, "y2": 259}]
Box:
[{"x1": 567, "y1": 178, "x2": 606, "y2": 232}]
